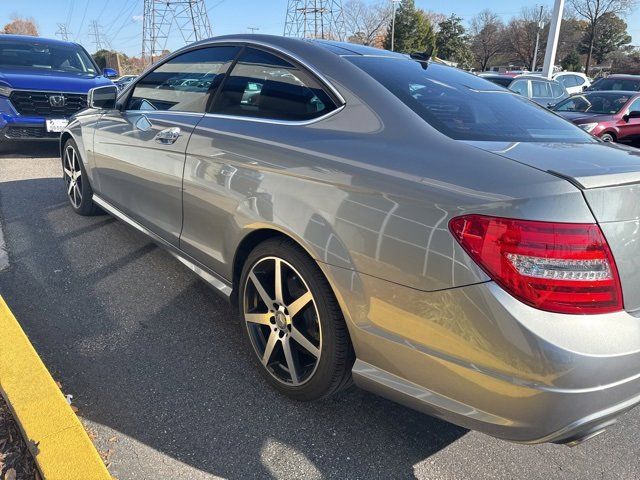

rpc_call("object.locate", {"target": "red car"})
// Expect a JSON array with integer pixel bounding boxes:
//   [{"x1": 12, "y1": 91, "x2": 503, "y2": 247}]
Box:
[{"x1": 553, "y1": 91, "x2": 640, "y2": 143}]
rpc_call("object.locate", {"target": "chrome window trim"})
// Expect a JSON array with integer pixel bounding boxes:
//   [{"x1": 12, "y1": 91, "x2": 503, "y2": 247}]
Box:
[
  {"x1": 202, "y1": 103, "x2": 345, "y2": 126},
  {"x1": 117, "y1": 38, "x2": 347, "y2": 124}
]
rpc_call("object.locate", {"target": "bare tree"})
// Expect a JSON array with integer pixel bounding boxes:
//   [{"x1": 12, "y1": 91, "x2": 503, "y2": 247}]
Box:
[
  {"x1": 568, "y1": 0, "x2": 638, "y2": 74},
  {"x1": 2, "y1": 15, "x2": 38, "y2": 36},
  {"x1": 470, "y1": 10, "x2": 506, "y2": 71},
  {"x1": 344, "y1": 0, "x2": 392, "y2": 47},
  {"x1": 506, "y1": 6, "x2": 549, "y2": 69}
]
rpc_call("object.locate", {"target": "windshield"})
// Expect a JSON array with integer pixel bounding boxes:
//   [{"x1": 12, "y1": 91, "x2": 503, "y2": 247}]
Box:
[
  {"x1": 553, "y1": 92, "x2": 631, "y2": 114},
  {"x1": 0, "y1": 40, "x2": 97, "y2": 75},
  {"x1": 348, "y1": 56, "x2": 592, "y2": 143},
  {"x1": 588, "y1": 77, "x2": 640, "y2": 92}
]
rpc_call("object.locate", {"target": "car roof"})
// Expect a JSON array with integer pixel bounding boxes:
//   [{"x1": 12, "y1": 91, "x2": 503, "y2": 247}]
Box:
[
  {"x1": 606, "y1": 74, "x2": 640, "y2": 79},
  {"x1": 514, "y1": 74, "x2": 561, "y2": 83},
  {"x1": 0, "y1": 34, "x2": 80, "y2": 48}
]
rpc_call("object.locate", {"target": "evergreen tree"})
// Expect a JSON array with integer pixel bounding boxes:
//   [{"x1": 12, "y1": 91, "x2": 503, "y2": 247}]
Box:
[
  {"x1": 561, "y1": 50, "x2": 583, "y2": 71},
  {"x1": 383, "y1": 0, "x2": 436, "y2": 54},
  {"x1": 435, "y1": 14, "x2": 473, "y2": 68}
]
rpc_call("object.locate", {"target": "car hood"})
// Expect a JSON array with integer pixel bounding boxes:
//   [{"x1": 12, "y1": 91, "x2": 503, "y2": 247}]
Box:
[
  {"x1": 556, "y1": 111, "x2": 616, "y2": 123},
  {"x1": 0, "y1": 69, "x2": 112, "y2": 93},
  {"x1": 464, "y1": 140, "x2": 640, "y2": 190}
]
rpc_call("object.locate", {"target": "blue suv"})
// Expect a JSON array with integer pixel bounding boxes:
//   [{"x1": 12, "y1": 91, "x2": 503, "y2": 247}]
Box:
[{"x1": 0, "y1": 35, "x2": 117, "y2": 141}]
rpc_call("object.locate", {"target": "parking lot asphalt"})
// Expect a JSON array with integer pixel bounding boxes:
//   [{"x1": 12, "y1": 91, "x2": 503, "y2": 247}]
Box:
[{"x1": 2, "y1": 142, "x2": 640, "y2": 480}]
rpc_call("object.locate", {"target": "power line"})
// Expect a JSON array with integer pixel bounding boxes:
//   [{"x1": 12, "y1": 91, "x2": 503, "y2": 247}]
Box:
[
  {"x1": 55, "y1": 23, "x2": 72, "y2": 41},
  {"x1": 142, "y1": 0, "x2": 213, "y2": 66}
]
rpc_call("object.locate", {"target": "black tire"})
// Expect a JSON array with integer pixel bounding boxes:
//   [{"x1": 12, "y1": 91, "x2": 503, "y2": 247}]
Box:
[
  {"x1": 601, "y1": 132, "x2": 616, "y2": 143},
  {"x1": 62, "y1": 138, "x2": 102, "y2": 216},
  {"x1": 239, "y1": 237, "x2": 354, "y2": 401}
]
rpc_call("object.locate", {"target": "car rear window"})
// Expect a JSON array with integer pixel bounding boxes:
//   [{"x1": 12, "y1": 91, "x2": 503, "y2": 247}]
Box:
[
  {"x1": 591, "y1": 77, "x2": 640, "y2": 92},
  {"x1": 348, "y1": 56, "x2": 592, "y2": 142}
]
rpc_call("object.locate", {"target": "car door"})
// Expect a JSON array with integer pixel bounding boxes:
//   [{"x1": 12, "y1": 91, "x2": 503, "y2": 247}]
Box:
[
  {"x1": 618, "y1": 97, "x2": 640, "y2": 141},
  {"x1": 92, "y1": 45, "x2": 240, "y2": 245},
  {"x1": 180, "y1": 46, "x2": 340, "y2": 278}
]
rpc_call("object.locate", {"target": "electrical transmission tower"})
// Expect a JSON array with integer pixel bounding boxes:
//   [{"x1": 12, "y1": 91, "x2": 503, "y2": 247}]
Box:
[
  {"x1": 55, "y1": 23, "x2": 71, "y2": 41},
  {"x1": 283, "y1": 0, "x2": 345, "y2": 41},
  {"x1": 89, "y1": 20, "x2": 111, "y2": 51},
  {"x1": 142, "y1": 0, "x2": 213, "y2": 66}
]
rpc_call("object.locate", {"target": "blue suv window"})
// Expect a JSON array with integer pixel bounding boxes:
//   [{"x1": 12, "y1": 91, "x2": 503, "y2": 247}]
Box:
[{"x1": 0, "y1": 39, "x2": 96, "y2": 75}]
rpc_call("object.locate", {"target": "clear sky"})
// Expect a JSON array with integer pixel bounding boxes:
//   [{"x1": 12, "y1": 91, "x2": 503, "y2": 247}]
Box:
[{"x1": 1, "y1": 0, "x2": 639, "y2": 57}]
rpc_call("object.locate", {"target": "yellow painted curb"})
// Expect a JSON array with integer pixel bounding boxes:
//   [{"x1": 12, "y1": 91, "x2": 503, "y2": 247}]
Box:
[{"x1": 0, "y1": 296, "x2": 112, "y2": 480}]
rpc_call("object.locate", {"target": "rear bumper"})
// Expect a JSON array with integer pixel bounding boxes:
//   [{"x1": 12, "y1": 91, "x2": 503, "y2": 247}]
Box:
[{"x1": 322, "y1": 262, "x2": 640, "y2": 444}]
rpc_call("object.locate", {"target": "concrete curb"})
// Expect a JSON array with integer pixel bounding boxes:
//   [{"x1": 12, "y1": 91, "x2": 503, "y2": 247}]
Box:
[{"x1": 0, "y1": 296, "x2": 112, "y2": 480}]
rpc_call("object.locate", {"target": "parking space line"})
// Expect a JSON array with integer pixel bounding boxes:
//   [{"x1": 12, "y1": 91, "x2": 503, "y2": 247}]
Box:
[{"x1": 0, "y1": 296, "x2": 112, "y2": 480}]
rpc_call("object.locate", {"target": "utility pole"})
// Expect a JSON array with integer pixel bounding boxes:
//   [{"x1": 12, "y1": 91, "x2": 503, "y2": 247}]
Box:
[
  {"x1": 248, "y1": 27, "x2": 260, "y2": 34},
  {"x1": 89, "y1": 20, "x2": 106, "y2": 51},
  {"x1": 531, "y1": 5, "x2": 544, "y2": 72},
  {"x1": 55, "y1": 23, "x2": 71, "y2": 42},
  {"x1": 142, "y1": 0, "x2": 213, "y2": 66},
  {"x1": 542, "y1": 0, "x2": 564, "y2": 78},
  {"x1": 283, "y1": 0, "x2": 346, "y2": 40},
  {"x1": 391, "y1": 0, "x2": 401, "y2": 51}
]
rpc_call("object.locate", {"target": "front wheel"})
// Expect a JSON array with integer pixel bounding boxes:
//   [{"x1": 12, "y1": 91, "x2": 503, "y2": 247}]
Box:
[
  {"x1": 239, "y1": 237, "x2": 354, "y2": 401},
  {"x1": 600, "y1": 132, "x2": 616, "y2": 143},
  {"x1": 62, "y1": 139, "x2": 101, "y2": 216}
]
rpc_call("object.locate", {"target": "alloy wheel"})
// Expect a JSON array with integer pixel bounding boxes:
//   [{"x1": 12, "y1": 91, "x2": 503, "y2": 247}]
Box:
[
  {"x1": 63, "y1": 145, "x2": 83, "y2": 209},
  {"x1": 243, "y1": 256, "x2": 322, "y2": 386}
]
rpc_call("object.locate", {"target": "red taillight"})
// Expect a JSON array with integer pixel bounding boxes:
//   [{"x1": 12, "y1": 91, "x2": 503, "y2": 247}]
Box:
[{"x1": 449, "y1": 215, "x2": 623, "y2": 314}]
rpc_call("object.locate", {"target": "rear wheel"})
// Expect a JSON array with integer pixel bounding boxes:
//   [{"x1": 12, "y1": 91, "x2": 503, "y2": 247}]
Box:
[
  {"x1": 62, "y1": 139, "x2": 101, "y2": 216},
  {"x1": 600, "y1": 132, "x2": 616, "y2": 143},
  {"x1": 239, "y1": 237, "x2": 354, "y2": 401}
]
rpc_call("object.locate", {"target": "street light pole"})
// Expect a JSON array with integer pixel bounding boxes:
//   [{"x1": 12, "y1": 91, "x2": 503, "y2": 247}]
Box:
[
  {"x1": 542, "y1": 0, "x2": 565, "y2": 78},
  {"x1": 531, "y1": 5, "x2": 544, "y2": 72},
  {"x1": 391, "y1": 0, "x2": 400, "y2": 51}
]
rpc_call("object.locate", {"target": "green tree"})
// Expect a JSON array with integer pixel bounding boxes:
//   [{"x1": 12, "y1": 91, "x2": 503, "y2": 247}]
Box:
[
  {"x1": 435, "y1": 14, "x2": 473, "y2": 68},
  {"x1": 568, "y1": 0, "x2": 637, "y2": 75},
  {"x1": 561, "y1": 50, "x2": 583, "y2": 71},
  {"x1": 91, "y1": 49, "x2": 111, "y2": 69},
  {"x1": 580, "y1": 12, "x2": 631, "y2": 64},
  {"x1": 383, "y1": 0, "x2": 436, "y2": 54}
]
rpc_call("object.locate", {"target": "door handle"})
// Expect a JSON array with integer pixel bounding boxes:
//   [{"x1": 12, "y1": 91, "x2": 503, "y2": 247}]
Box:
[{"x1": 154, "y1": 127, "x2": 181, "y2": 145}]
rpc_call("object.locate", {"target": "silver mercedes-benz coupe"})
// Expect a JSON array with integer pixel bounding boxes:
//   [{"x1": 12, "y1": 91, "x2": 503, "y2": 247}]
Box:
[{"x1": 60, "y1": 35, "x2": 640, "y2": 446}]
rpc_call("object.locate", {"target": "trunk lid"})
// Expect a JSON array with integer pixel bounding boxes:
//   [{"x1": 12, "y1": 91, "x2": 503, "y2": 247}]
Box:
[{"x1": 466, "y1": 140, "x2": 640, "y2": 313}]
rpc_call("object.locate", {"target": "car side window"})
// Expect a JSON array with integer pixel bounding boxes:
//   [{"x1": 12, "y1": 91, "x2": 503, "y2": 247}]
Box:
[
  {"x1": 532, "y1": 80, "x2": 552, "y2": 98},
  {"x1": 573, "y1": 75, "x2": 585, "y2": 86},
  {"x1": 550, "y1": 82, "x2": 565, "y2": 98},
  {"x1": 127, "y1": 46, "x2": 240, "y2": 113},
  {"x1": 509, "y1": 79, "x2": 528, "y2": 96},
  {"x1": 559, "y1": 75, "x2": 577, "y2": 87},
  {"x1": 628, "y1": 98, "x2": 640, "y2": 114},
  {"x1": 210, "y1": 47, "x2": 337, "y2": 121}
]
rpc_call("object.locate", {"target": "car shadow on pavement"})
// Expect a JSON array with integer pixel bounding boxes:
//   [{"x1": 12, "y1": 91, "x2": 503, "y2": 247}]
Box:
[
  {"x1": 0, "y1": 176, "x2": 467, "y2": 479},
  {"x1": 0, "y1": 141, "x2": 59, "y2": 159}
]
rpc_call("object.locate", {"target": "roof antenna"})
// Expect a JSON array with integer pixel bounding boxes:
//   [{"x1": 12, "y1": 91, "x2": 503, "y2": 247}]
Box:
[{"x1": 409, "y1": 45, "x2": 433, "y2": 69}]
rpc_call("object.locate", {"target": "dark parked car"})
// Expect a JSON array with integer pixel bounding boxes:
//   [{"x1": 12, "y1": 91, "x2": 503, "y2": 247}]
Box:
[
  {"x1": 0, "y1": 35, "x2": 117, "y2": 142},
  {"x1": 586, "y1": 74, "x2": 640, "y2": 92},
  {"x1": 553, "y1": 91, "x2": 640, "y2": 143},
  {"x1": 477, "y1": 73, "x2": 513, "y2": 88},
  {"x1": 508, "y1": 75, "x2": 569, "y2": 107}
]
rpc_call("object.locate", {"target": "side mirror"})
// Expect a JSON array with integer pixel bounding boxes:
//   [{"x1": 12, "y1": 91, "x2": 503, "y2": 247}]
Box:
[
  {"x1": 88, "y1": 85, "x2": 118, "y2": 109},
  {"x1": 103, "y1": 68, "x2": 118, "y2": 79},
  {"x1": 623, "y1": 111, "x2": 640, "y2": 123}
]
